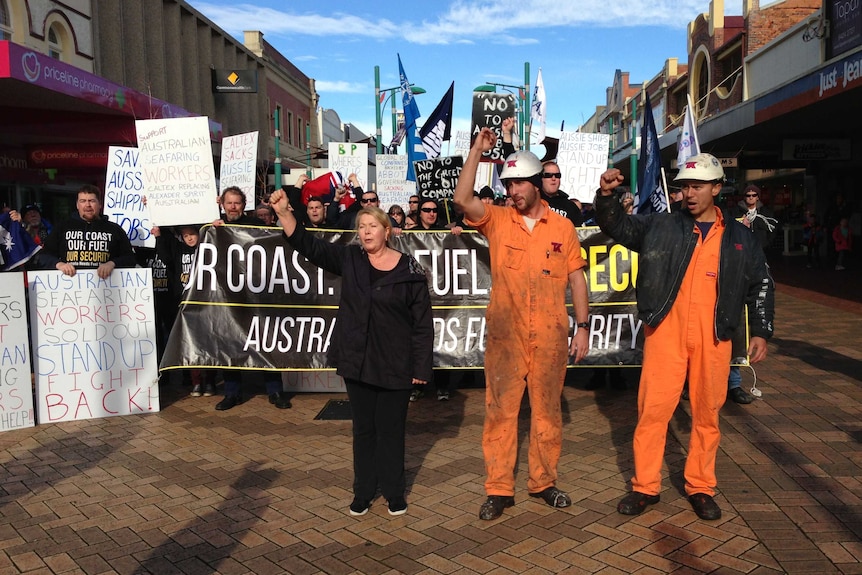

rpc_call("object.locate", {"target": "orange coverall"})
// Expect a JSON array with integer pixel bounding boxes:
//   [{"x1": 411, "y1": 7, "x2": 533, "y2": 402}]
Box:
[
  {"x1": 466, "y1": 202, "x2": 587, "y2": 496},
  {"x1": 633, "y1": 209, "x2": 732, "y2": 497}
]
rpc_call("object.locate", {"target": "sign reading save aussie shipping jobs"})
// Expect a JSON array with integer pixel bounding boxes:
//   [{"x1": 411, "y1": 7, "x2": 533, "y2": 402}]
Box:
[
  {"x1": 0, "y1": 273, "x2": 35, "y2": 432},
  {"x1": 471, "y1": 92, "x2": 516, "y2": 162},
  {"x1": 104, "y1": 146, "x2": 154, "y2": 248},
  {"x1": 135, "y1": 117, "x2": 220, "y2": 227},
  {"x1": 29, "y1": 269, "x2": 160, "y2": 424}
]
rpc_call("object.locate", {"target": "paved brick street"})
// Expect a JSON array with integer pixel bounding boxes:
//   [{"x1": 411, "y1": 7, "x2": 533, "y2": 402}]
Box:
[{"x1": 1, "y1": 258, "x2": 861, "y2": 574}]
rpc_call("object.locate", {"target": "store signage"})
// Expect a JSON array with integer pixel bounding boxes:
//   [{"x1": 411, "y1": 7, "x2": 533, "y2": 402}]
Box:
[
  {"x1": 782, "y1": 139, "x2": 851, "y2": 161},
  {"x1": 211, "y1": 69, "x2": 258, "y2": 93},
  {"x1": 27, "y1": 144, "x2": 108, "y2": 168}
]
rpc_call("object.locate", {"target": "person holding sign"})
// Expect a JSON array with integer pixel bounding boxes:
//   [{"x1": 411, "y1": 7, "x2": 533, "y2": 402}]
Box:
[
  {"x1": 40, "y1": 184, "x2": 135, "y2": 279},
  {"x1": 595, "y1": 155, "x2": 774, "y2": 521},
  {"x1": 454, "y1": 128, "x2": 590, "y2": 521},
  {"x1": 268, "y1": 188, "x2": 433, "y2": 517}
]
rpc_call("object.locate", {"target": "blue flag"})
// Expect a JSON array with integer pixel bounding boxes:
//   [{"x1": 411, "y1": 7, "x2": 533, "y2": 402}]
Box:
[
  {"x1": 636, "y1": 93, "x2": 668, "y2": 214},
  {"x1": 420, "y1": 81, "x2": 454, "y2": 159},
  {"x1": 399, "y1": 54, "x2": 426, "y2": 180},
  {"x1": 0, "y1": 213, "x2": 41, "y2": 270}
]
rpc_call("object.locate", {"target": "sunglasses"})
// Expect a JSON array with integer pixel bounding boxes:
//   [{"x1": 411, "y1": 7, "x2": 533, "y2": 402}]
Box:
[
  {"x1": 745, "y1": 194, "x2": 758, "y2": 198},
  {"x1": 360, "y1": 197, "x2": 379, "y2": 204},
  {"x1": 389, "y1": 211, "x2": 404, "y2": 216},
  {"x1": 408, "y1": 200, "x2": 419, "y2": 204},
  {"x1": 542, "y1": 172, "x2": 562, "y2": 179},
  {"x1": 420, "y1": 207, "x2": 438, "y2": 213}
]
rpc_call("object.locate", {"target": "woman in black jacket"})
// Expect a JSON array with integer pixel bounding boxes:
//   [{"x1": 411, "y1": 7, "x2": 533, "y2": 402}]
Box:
[{"x1": 268, "y1": 189, "x2": 434, "y2": 517}]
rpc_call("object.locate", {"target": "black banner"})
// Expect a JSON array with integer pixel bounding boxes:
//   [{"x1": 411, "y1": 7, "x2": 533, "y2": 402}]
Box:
[{"x1": 161, "y1": 225, "x2": 747, "y2": 371}]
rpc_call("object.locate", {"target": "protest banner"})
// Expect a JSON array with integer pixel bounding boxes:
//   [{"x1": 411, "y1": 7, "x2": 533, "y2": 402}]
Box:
[
  {"x1": 328, "y1": 142, "x2": 368, "y2": 191},
  {"x1": 413, "y1": 156, "x2": 464, "y2": 202},
  {"x1": 29, "y1": 269, "x2": 160, "y2": 424},
  {"x1": 219, "y1": 131, "x2": 258, "y2": 196},
  {"x1": 104, "y1": 146, "x2": 153, "y2": 248},
  {"x1": 136, "y1": 116, "x2": 220, "y2": 226},
  {"x1": 471, "y1": 92, "x2": 516, "y2": 163},
  {"x1": 557, "y1": 131, "x2": 611, "y2": 204},
  {"x1": 374, "y1": 154, "x2": 414, "y2": 210},
  {"x1": 0, "y1": 273, "x2": 35, "y2": 431}
]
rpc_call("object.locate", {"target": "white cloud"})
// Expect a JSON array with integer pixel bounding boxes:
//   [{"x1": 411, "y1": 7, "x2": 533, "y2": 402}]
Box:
[
  {"x1": 292, "y1": 55, "x2": 318, "y2": 62},
  {"x1": 315, "y1": 80, "x2": 368, "y2": 94}
]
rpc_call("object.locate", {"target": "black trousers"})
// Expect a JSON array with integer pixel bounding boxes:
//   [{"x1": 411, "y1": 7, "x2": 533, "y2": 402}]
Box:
[{"x1": 345, "y1": 379, "x2": 412, "y2": 502}]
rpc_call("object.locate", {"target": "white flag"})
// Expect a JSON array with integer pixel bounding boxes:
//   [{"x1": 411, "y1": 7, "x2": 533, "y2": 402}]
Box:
[
  {"x1": 531, "y1": 68, "x2": 546, "y2": 145},
  {"x1": 677, "y1": 94, "x2": 700, "y2": 166}
]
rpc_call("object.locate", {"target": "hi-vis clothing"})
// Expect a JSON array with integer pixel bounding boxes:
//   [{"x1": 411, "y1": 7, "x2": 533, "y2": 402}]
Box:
[{"x1": 466, "y1": 202, "x2": 586, "y2": 496}]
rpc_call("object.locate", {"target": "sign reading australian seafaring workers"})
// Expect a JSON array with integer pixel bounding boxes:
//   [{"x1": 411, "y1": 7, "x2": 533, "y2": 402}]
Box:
[
  {"x1": 0, "y1": 273, "x2": 35, "y2": 432},
  {"x1": 136, "y1": 116, "x2": 220, "y2": 226},
  {"x1": 329, "y1": 142, "x2": 368, "y2": 191},
  {"x1": 471, "y1": 92, "x2": 516, "y2": 163},
  {"x1": 104, "y1": 146, "x2": 153, "y2": 248},
  {"x1": 375, "y1": 154, "x2": 414, "y2": 211},
  {"x1": 557, "y1": 131, "x2": 611, "y2": 204},
  {"x1": 219, "y1": 131, "x2": 258, "y2": 195},
  {"x1": 29, "y1": 269, "x2": 160, "y2": 424},
  {"x1": 414, "y1": 156, "x2": 464, "y2": 202}
]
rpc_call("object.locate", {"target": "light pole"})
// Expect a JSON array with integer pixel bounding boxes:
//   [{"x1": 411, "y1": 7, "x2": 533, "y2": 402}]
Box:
[
  {"x1": 474, "y1": 62, "x2": 531, "y2": 150},
  {"x1": 374, "y1": 65, "x2": 425, "y2": 155}
]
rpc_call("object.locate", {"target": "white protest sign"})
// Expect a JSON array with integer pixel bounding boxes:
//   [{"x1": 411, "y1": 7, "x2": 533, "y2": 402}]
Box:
[
  {"x1": 0, "y1": 273, "x2": 35, "y2": 431},
  {"x1": 136, "y1": 117, "x2": 219, "y2": 226},
  {"x1": 557, "y1": 131, "x2": 610, "y2": 204},
  {"x1": 104, "y1": 146, "x2": 153, "y2": 248},
  {"x1": 453, "y1": 129, "x2": 497, "y2": 194},
  {"x1": 30, "y1": 269, "x2": 160, "y2": 424},
  {"x1": 329, "y1": 142, "x2": 368, "y2": 190},
  {"x1": 374, "y1": 154, "x2": 415, "y2": 211},
  {"x1": 219, "y1": 131, "x2": 258, "y2": 196}
]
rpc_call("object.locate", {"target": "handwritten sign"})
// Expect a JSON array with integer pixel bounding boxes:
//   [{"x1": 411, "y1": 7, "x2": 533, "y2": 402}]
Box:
[
  {"x1": 219, "y1": 131, "x2": 258, "y2": 195},
  {"x1": 136, "y1": 116, "x2": 219, "y2": 226},
  {"x1": 104, "y1": 146, "x2": 153, "y2": 248},
  {"x1": 557, "y1": 131, "x2": 611, "y2": 204},
  {"x1": 0, "y1": 273, "x2": 35, "y2": 431},
  {"x1": 471, "y1": 92, "x2": 515, "y2": 163},
  {"x1": 328, "y1": 142, "x2": 368, "y2": 191},
  {"x1": 29, "y1": 269, "x2": 160, "y2": 424},
  {"x1": 375, "y1": 154, "x2": 415, "y2": 211},
  {"x1": 413, "y1": 156, "x2": 464, "y2": 201}
]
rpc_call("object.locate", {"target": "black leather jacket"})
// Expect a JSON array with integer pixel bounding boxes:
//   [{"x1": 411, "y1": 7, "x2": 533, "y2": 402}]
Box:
[{"x1": 595, "y1": 193, "x2": 774, "y2": 341}]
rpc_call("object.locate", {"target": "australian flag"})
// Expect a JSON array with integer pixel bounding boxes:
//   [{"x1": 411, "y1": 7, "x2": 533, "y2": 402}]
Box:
[
  {"x1": 399, "y1": 54, "x2": 426, "y2": 181},
  {"x1": 0, "y1": 212, "x2": 40, "y2": 270},
  {"x1": 420, "y1": 81, "x2": 454, "y2": 159},
  {"x1": 636, "y1": 93, "x2": 668, "y2": 214}
]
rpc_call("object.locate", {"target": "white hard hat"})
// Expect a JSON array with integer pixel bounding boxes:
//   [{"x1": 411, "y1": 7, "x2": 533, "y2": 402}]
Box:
[
  {"x1": 675, "y1": 153, "x2": 724, "y2": 182},
  {"x1": 500, "y1": 150, "x2": 543, "y2": 180}
]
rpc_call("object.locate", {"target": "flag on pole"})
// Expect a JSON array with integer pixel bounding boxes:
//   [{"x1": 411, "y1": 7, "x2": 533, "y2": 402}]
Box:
[
  {"x1": 531, "y1": 68, "x2": 546, "y2": 145},
  {"x1": 636, "y1": 93, "x2": 668, "y2": 214},
  {"x1": 677, "y1": 93, "x2": 700, "y2": 166},
  {"x1": 0, "y1": 212, "x2": 41, "y2": 270},
  {"x1": 420, "y1": 82, "x2": 454, "y2": 159},
  {"x1": 398, "y1": 54, "x2": 426, "y2": 181}
]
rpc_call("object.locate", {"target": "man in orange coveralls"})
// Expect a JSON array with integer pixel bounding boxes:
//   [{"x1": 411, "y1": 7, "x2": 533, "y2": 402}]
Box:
[
  {"x1": 454, "y1": 127, "x2": 591, "y2": 521},
  {"x1": 595, "y1": 154, "x2": 774, "y2": 520}
]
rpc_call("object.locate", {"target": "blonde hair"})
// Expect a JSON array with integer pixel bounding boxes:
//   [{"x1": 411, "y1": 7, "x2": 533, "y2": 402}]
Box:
[{"x1": 356, "y1": 206, "x2": 392, "y2": 241}]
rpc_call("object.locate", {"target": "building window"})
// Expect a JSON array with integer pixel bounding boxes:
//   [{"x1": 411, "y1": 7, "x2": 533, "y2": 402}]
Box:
[
  {"x1": 296, "y1": 118, "x2": 303, "y2": 149},
  {"x1": 0, "y1": 1, "x2": 11, "y2": 41},
  {"x1": 287, "y1": 112, "x2": 294, "y2": 146},
  {"x1": 47, "y1": 24, "x2": 63, "y2": 60},
  {"x1": 718, "y1": 51, "x2": 742, "y2": 93},
  {"x1": 694, "y1": 52, "x2": 710, "y2": 119}
]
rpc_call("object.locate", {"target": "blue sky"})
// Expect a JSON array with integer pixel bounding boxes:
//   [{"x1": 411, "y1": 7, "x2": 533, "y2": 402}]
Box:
[{"x1": 190, "y1": 1, "x2": 726, "y2": 154}]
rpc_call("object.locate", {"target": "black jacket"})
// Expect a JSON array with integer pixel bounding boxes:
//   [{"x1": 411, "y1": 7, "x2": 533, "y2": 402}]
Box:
[
  {"x1": 595, "y1": 193, "x2": 774, "y2": 341},
  {"x1": 284, "y1": 225, "x2": 434, "y2": 389},
  {"x1": 733, "y1": 201, "x2": 778, "y2": 251},
  {"x1": 543, "y1": 190, "x2": 584, "y2": 227}
]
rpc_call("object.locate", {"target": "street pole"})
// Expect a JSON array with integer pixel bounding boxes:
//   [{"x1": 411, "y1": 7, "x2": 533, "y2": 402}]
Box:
[
  {"x1": 274, "y1": 107, "x2": 282, "y2": 190},
  {"x1": 523, "y1": 62, "x2": 531, "y2": 151},
  {"x1": 375, "y1": 66, "x2": 383, "y2": 155},
  {"x1": 631, "y1": 98, "x2": 638, "y2": 198}
]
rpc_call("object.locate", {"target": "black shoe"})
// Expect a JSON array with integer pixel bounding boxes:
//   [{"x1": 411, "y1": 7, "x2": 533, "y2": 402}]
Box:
[
  {"x1": 349, "y1": 498, "x2": 370, "y2": 516},
  {"x1": 269, "y1": 392, "x2": 291, "y2": 409},
  {"x1": 688, "y1": 493, "x2": 721, "y2": 520},
  {"x1": 529, "y1": 486, "x2": 571, "y2": 508},
  {"x1": 617, "y1": 491, "x2": 660, "y2": 515},
  {"x1": 388, "y1": 497, "x2": 407, "y2": 516},
  {"x1": 215, "y1": 395, "x2": 241, "y2": 411},
  {"x1": 190, "y1": 384, "x2": 202, "y2": 397},
  {"x1": 202, "y1": 382, "x2": 215, "y2": 397},
  {"x1": 479, "y1": 495, "x2": 514, "y2": 520},
  {"x1": 728, "y1": 387, "x2": 754, "y2": 404}
]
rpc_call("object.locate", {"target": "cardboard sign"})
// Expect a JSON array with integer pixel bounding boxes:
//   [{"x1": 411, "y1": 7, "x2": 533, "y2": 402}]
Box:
[
  {"x1": 557, "y1": 131, "x2": 611, "y2": 204},
  {"x1": 104, "y1": 146, "x2": 153, "y2": 248},
  {"x1": 136, "y1": 117, "x2": 220, "y2": 226},
  {"x1": 413, "y1": 156, "x2": 464, "y2": 201},
  {"x1": 30, "y1": 269, "x2": 160, "y2": 424},
  {"x1": 374, "y1": 154, "x2": 415, "y2": 211},
  {"x1": 471, "y1": 92, "x2": 516, "y2": 162},
  {"x1": 219, "y1": 131, "x2": 259, "y2": 195},
  {"x1": 328, "y1": 142, "x2": 368, "y2": 191},
  {"x1": 0, "y1": 273, "x2": 35, "y2": 431}
]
